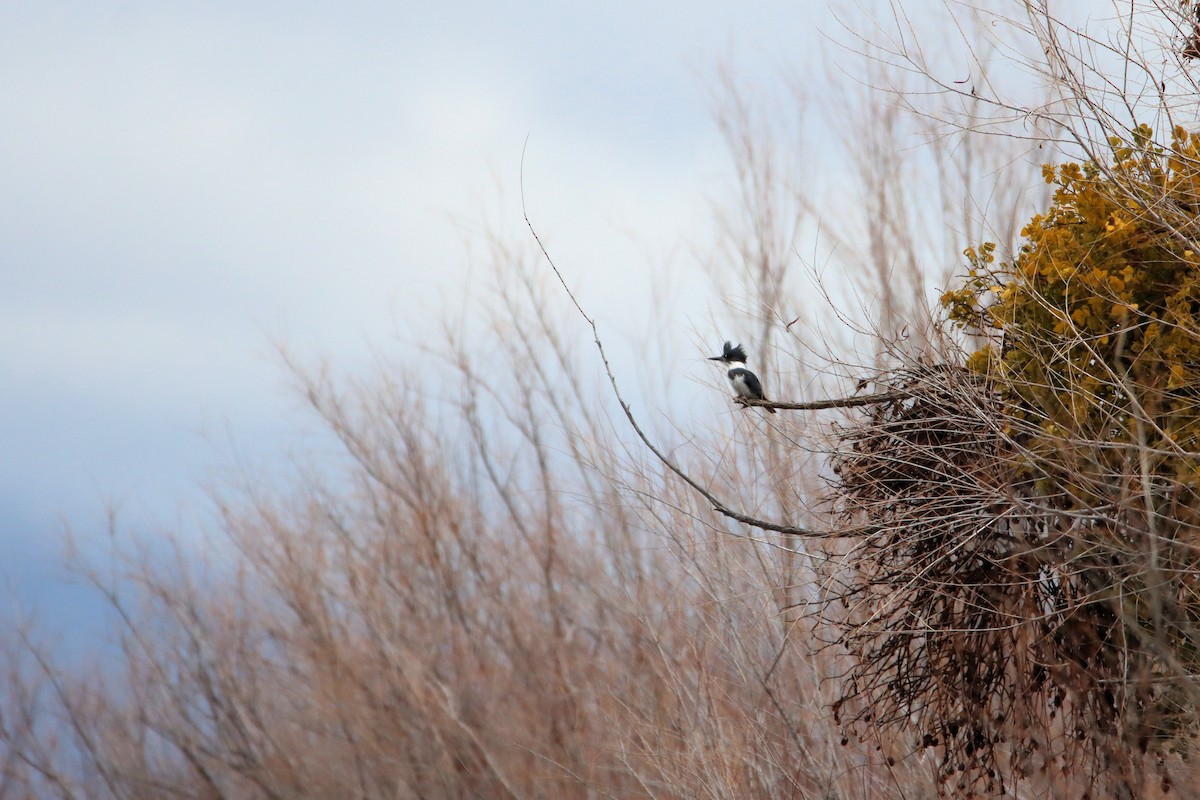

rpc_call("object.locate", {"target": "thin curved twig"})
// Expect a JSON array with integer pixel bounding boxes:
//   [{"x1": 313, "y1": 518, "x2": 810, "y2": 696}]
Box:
[{"x1": 520, "y1": 138, "x2": 867, "y2": 540}]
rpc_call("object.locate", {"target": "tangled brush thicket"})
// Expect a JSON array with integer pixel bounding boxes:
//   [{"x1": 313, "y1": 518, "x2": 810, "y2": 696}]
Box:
[
  {"x1": 828, "y1": 365, "x2": 1190, "y2": 797},
  {"x1": 825, "y1": 129, "x2": 1200, "y2": 798}
]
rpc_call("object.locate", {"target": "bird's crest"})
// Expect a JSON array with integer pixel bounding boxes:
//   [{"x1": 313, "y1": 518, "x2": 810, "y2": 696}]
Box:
[{"x1": 722, "y1": 341, "x2": 748, "y2": 362}]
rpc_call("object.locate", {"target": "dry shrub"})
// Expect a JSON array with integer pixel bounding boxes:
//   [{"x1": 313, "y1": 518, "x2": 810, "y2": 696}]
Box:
[
  {"x1": 826, "y1": 355, "x2": 1200, "y2": 798},
  {"x1": 0, "y1": 251, "x2": 927, "y2": 799},
  {"x1": 804, "y1": 3, "x2": 1200, "y2": 791}
]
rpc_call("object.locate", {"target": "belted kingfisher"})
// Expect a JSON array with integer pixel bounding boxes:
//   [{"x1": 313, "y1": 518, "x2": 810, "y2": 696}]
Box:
[{"x1": 709, "y1": 341, "x2": 776, "y2": 413}]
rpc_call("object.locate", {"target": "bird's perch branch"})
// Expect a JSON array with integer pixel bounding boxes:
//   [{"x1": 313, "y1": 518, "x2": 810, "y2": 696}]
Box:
[{"x1": 734, "y1": 389, "x2": 912, "y2": 412}]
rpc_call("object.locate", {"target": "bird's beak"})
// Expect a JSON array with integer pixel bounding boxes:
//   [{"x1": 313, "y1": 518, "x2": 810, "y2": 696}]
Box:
[{"x1": 708, "y1": 356, "x2": 723, "y2": 361}]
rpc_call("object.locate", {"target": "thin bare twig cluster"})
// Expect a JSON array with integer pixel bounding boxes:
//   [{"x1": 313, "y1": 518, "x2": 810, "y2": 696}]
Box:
[
  {"x1": 0, "y1": 245, "x2": 921, "y2": 799},
  {"x1": 824, "y1": 357, "x2": 1200, "y2": 798}
]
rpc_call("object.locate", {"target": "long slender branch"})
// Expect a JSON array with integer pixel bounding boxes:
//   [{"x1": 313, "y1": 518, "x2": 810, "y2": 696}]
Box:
[
  {"x1": 520, "y1": 140, "x2": 867, "y2": 540},
  {"x1": 734, "y1": 390, "x2": 912, "y2": 412}
]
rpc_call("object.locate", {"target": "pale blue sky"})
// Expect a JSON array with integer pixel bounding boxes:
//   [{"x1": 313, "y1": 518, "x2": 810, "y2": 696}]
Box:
[{"x1": 1, "y1": 2, "x2": 840, "y2": 628}]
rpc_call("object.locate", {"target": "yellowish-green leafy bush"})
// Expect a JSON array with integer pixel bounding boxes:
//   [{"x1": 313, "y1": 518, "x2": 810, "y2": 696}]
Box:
[
  {"x1": 944, "y1": 125, "x2": 1200, "y2": 497},
  {"x1": 831, "y1": 127, "x2": 1200, "y2": 798}
]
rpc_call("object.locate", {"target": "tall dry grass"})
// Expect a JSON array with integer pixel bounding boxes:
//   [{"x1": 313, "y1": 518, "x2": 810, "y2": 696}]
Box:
[{"x1": 0, "y1": 247, "x2": 931, "y2": 798}]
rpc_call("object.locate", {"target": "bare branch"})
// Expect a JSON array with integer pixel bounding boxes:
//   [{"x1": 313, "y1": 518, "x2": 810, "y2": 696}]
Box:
[
  {"x1": 521, "y1": 139, "x2": 863, "y2": 541},
  {"x1": 733, "y1": 389, "x2": 915, "y2": 412}
]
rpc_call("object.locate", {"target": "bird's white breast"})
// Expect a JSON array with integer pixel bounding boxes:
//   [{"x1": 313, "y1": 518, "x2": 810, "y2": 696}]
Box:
[{"x1": 728, "y1": 370, "x2": 755, "y2": 397}]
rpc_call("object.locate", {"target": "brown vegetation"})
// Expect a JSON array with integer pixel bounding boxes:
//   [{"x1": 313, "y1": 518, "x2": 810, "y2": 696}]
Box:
[
  {"x1": 9, "y1": 3, "x2": 1200, "y2": 799},
  {"x1": 0, "y1": 254, "x2": 921, "y2": 798}
]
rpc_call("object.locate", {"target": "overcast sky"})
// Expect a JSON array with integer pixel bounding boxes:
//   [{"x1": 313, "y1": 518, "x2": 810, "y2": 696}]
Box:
[{"x1": 1, "y1": 2, "x2": 848, "y2": 632}]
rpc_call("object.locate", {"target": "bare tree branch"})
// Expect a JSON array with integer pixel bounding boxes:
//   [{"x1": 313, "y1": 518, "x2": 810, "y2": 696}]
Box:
[{"x1": 521, "y1": 139, "x2": 869, "y2": 541}]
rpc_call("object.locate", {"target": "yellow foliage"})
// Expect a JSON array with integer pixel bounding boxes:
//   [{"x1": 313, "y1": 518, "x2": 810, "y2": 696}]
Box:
[{"x1": 941, "y1": 125, "x2": 1200, "y2": 492}]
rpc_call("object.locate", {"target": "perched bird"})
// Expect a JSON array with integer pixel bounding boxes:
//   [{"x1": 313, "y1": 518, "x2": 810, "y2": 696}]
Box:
[{"x1": 709, "y1": 341, "x2": 776, "y2": 413}]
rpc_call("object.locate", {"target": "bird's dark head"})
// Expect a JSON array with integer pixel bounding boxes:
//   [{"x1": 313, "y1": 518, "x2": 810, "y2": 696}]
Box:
[{"x1": 708, "y1": 340, "x2": 748, "y2": 364}]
